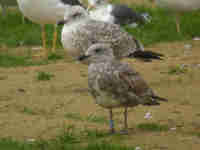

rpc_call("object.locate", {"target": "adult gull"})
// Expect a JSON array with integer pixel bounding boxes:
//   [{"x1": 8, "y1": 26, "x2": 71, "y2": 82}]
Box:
[
  {"x1": 88, "y1": 0, "x2": 151, "y2": 27},
  {"x1": 152, "y1": 0, "x2": 200, "y2": 33},
  {"x1": 16, "y1": 0, "x2": 84, "y2": 57}
]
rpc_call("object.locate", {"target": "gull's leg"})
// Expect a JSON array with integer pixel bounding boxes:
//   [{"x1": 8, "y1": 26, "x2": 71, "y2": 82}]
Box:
[
  {"x1": 2, "y1": 5, "x2": 6, "y2": 17},
  {"x1": 33, "y1": 25, "x2": 47, "y2": 57},
  {"x1": 52, "y1": 24, "x2": 57, "y2": 53},
  {"x1": 109, "y1": 109, "x2": 115, "y2": 134},
  {"x1": 120, "y1": 107, "x2": 128, "y2": 134},
  {"x1": 150, "y1": 0, "x2": 156, "y2": 8},
  {"x1": 175, "y1": 13, "x2": 181, "y2": 33},
  {"x1": 41, "y1": 24, "x2": 48, "y2": 57}
]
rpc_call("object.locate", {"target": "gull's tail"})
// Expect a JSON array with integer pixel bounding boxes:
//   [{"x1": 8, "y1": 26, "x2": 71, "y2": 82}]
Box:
[
  {"x1": 128, "y1": 38, "x2": 164, "y2": 61},
  {"x1": 143, "y1": 96, "x2": 168, "y2": 106},
  {"x1": 129, "y1": 50, "x2": 164, "y2": 61}
]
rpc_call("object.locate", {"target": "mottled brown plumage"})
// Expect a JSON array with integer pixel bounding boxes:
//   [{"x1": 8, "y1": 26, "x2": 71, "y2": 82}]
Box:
[
  {"x1": 80, "y1": 43, "x2": 167, "y2": 133},
  {"x1": 60, "y1": 6, "x2": 163, "y2": 63}
]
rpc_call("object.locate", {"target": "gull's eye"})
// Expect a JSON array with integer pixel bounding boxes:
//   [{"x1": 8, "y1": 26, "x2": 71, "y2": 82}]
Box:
[{"x1": 95, "y1": 48, "x2": 102, "y2": 53}]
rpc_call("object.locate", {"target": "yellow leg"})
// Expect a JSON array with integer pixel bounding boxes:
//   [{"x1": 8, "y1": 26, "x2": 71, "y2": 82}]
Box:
[
  {"x1": 41, "y1": 24, "x2": 48, "y2": 57},
  {"x1": 175, "y1": 13, "x2": 181, "y2": 33},
  {"x1": 150, "y1": 0, "x2": 156, "y2": 8},
  {"x1": 33, "y1": 25, "x2": 47, "y2": 58},
  {"x1": 52, "y1": 25, "x2": 57, "y2": 53}
]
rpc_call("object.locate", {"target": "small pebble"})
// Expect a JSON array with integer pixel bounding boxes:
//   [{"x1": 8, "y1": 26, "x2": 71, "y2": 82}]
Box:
[
  {"x1": 184, "y1": 44, "x2": 192, "y2": 49},
  {"x1": 135, "y1": 146, "x2": 142, "y2": 150},
  {"x1": 32, "y1": 46, "x2": 42, "y2": 50},
  {"x1": 193, "y1": 37, "x2": 200, "y2": 41},
  {"x1": 27, "y1": 138, "x2": 36, "y2": 142},
  {"x1": 170, "y1": 127, "x2": 176, "y2": 131}
]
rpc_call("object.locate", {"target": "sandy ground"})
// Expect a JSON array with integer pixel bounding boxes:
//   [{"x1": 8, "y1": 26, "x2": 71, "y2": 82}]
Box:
[{"x1": 0, "y1": 40, "x2": 200, "y2": 149}]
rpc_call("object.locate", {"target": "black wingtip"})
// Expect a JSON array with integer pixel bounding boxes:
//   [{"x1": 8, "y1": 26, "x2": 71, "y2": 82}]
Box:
[{"x1": 128, "y1": 50, "x2": 164, "y2": 61}]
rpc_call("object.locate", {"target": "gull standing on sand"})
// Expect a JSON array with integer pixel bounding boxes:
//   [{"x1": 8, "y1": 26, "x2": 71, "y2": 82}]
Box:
[
  {"x1": 87, "y1": 0, "x2": 151, "y2": 27},
  {"x1": 152, "y1": 0, "x2": 200, "y2": 33},
  {"x1": 78, "y1": 43, "x2": 168, "y2": 134},
  {"x1": 58, "y1": 6, "x2": 164, "y2": 63},
  {"x1": 16, "y1": 0, "x2": 84, "y2": 57}
]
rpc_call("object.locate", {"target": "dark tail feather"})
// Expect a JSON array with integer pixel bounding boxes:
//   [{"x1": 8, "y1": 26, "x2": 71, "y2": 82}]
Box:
[
  {"x1": 143, "y1": 101, "x2": 160, "y2": 106},
  {"x1": 128, "y1": 50, "x2": 164, "y2": 61},
  {"x1": 143, "y1": 96, "x2": 167, "y2": 106},
  {"x1": 152, "y1": 96, "x2": 168, "y2": 102}
]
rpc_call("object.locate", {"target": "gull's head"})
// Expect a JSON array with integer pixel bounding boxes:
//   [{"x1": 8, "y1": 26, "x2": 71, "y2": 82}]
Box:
[
  {"x1": 57, "y1": 6, "x2": 87, "y2": 25},
  {"x1": 78, "y1": 43, "x2": 115, "y2": 64}
]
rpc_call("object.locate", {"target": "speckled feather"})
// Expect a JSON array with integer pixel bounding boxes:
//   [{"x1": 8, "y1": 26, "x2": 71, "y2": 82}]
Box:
[
  {"x1": 61, "y1": 19, "x2": 142, "y2": 60},
  {"x1": 88, "y1": 60, "x2": 163, "y2": 108}
]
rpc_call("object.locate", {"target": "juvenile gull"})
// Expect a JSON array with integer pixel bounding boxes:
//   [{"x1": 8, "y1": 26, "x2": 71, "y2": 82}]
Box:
[
  {"x1": 16, "y1": 0, "x2": 84, "y2": 56},
  {"x1": 58, "y1": 6, "x2": 164, "y2": 63},
  {"x1": 79, "y1": 43, "x2": 168, "y2": 133},
  {"x1": 88, "y1": 0, "x2": 151, "y2": 27}
]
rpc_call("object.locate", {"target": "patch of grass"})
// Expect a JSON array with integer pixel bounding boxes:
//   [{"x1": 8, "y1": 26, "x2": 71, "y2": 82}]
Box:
[
  {"x1": 57, "y1": 128, "x2": 81, "y2": 144},
  {"x1": 82, "y1": 129, "x2": 108, "y2": 139},
  {"x1": 137, "y1": 123, "x2": 169, "y2": 132},
  {"x1": 167, "y1": 65, "x2": 188, "y2": 75},
  {"x1": 0, "y1": 53, "x2": 50, "y2": 67},
  {"x1": 0, "y1": 136, "x2": 135, "y2": 150},
  {"x1": 65, "y1": 113, "x2": 84, "y2": 121},
  {"x1": 0, "y1": 53, "x2": 31, "y2": 67},
  {"x1": 86, "y1": 114, "x2": 108, "y2": 124},
  {"x1": 36, "y1": 71, "x2": 54, "y2": 81},
  {"x1": 124, "y1": 6, "x2": 200, "y2": 46},
  {"x1": 192, "y1": 132, "x2": 200, "y2": 138},
  {"x1": 1, "y1": 7, "x2": 200, "y2": 48},
  {"x1": 22, "y1": 107, "x2": 36, "y2": 115},
  {"x1": 47, "y1": 53, "x2": 63, "y2": 61},
  {"x1": 85, "y1": 142, "x2": 135, "y2": 150},
  {"x1": 0, "y1": 10, "x2": 62, "y2": 48}
]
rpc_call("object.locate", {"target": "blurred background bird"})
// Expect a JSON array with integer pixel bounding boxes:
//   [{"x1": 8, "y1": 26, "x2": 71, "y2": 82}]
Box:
[
  {"x1": 16, "y1": 0, "x2": 85, "y2": 57},
  {"x1": 151, "y1": 0, "x2": 200, "y2": 33},
  {"x1": 87, "y1": 0, "x2": 151, "y2": 28}
]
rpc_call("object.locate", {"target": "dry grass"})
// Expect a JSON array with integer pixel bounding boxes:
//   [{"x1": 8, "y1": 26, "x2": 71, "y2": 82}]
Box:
[{"x1": 0, "y1": 40, "x2": 200, "y2": 149}]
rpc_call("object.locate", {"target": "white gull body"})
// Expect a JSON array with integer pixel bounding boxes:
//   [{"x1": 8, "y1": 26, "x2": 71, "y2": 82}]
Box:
[
  {"x1": 17, "y1": 0, "x2": 69, "y2": 25},
  {"x1": 16, "y1": 0, "x2": 83, "y2": 56}
]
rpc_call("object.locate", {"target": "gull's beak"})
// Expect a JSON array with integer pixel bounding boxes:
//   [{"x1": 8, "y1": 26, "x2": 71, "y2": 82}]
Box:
[
  {"x1": 77, "y1": 55, "x2": 90, "y2": 61},
  {"x1": 57, "y1": 20, "x2": 67, "y2": 26}
]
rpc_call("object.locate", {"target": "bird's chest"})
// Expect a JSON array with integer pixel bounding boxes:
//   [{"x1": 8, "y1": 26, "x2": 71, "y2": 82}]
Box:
[
  {"x1": 61, "y1": 22, "x2": 91, "y2": 57},
  {"x1": 89, "y1": 68, "x2": 121, "y2": 108}
]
